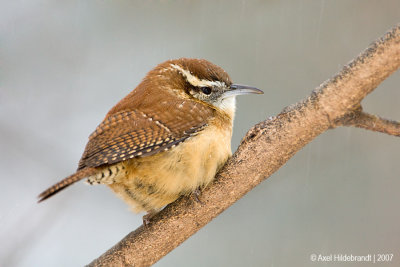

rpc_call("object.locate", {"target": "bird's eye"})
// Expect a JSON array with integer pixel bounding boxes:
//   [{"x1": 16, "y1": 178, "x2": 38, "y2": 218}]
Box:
[{"x1": 200, "y1": 87, "x2": 212, "y2": 95}]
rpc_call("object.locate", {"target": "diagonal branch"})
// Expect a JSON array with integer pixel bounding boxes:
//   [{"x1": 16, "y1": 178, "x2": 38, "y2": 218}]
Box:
[
  {"x1": 87, "y1": 24, "x2": 400, "y2": 267},
  {"x1": 335, "y1": 106, "x2": 400, "y2": 136}
]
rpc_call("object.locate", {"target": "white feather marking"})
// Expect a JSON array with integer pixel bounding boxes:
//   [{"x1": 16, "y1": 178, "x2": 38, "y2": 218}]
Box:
[
  {"x1": 159, "y1": 67, "x2": 175, "y2": 73},
  {"x1": 178, "y1": 101, "x2": 185, "y2": 108},
  {"x1": 214, "y1": 96, "x2": 236, "y2": 116},
  {"x1": 170, "y1": 64, "x2": 225, "y2": 88},
  {"x1": 139, "y1": 111, "x2": 172, "y2": 133}
]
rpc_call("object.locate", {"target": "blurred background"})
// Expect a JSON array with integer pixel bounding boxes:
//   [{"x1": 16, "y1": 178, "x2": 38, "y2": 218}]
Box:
[{"x1": 1, "y1": 1, "x2": 399, "y2": 266}]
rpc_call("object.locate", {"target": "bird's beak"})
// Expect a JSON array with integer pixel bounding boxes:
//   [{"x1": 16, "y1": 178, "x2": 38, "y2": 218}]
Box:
[{"x1": 222, "y1": 84, "x2": 264, "y2": 99}]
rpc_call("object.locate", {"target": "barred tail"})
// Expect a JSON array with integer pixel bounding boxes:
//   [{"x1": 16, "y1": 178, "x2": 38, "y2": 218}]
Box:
[{"x1": 38, "y1": 167, "x2": 97, "y2": 202}]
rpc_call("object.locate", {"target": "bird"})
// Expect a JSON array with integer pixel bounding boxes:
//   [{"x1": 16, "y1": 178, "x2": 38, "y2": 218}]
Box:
[{"x1": 38, "y1": 58, "x2": 263, "y2": 222}]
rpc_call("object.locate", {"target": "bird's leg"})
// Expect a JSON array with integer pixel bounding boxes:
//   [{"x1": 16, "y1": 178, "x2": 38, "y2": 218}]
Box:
[
  {"x1": 142, "y1": 210, "x2": 157, "y2": 226},
  {"x1": 192, "y1": 187, "x2": 203, "y2": 204}
]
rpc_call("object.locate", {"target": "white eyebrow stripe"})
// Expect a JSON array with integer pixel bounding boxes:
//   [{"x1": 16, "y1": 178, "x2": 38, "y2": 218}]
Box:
[{"x1": 170, "y1": 64, "x2": 225, "y2": 88}]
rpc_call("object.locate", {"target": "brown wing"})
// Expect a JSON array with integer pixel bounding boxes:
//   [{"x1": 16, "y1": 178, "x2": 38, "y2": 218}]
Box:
[{"x1": 77, "y1": 101, "x2": 213, "y2": 170}]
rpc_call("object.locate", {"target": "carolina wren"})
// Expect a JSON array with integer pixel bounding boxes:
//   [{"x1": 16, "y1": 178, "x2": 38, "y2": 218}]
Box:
[{"x1": 39, "y1": 58, "x2": 262, "y2": 217}]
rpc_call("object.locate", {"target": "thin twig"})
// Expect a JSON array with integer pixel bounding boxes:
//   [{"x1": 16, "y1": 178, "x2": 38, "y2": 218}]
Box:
[
  {"x1": 87, "y1": 24, "x2": 400, "y2": 267},
  {"x1": 336, "y1": 107, "x2": 400, "y2": 136}
]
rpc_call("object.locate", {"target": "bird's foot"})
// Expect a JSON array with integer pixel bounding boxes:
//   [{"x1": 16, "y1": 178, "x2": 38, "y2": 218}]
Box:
[
  {"x1": 192, "y1": 188, "x2": 203, "y2": 204},
  {"x1": 142, "y1": 210, "x2": 157, "y2": 227}
]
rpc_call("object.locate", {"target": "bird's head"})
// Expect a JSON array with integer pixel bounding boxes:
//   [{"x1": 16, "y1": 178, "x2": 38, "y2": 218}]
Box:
[{"x1": 148, "y1": 58, "x2": 263, "y2": 114}]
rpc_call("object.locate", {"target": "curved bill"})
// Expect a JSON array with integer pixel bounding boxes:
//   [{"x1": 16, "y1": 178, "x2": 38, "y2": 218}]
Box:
[{"x1": 222, "y1": 84, "x2": 264, "y2": 98}]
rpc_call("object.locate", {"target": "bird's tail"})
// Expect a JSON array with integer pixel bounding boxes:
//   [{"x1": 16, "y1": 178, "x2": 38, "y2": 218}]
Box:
[{"x1": 38, "y1": 167, "x2": 97, "y2": 202}]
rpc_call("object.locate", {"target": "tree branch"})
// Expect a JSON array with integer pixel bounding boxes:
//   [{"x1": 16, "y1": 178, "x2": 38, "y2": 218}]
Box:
[
  {"x1": 335, "y1": 106, "x2": 400, "y2": 136},
  {"x1": 87, "y1": 24, "x2": 400, "y2": 267}
]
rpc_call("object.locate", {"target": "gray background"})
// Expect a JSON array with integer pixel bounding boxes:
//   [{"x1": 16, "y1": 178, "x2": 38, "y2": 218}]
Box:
[{"x1": 1, "y1": 1, "x2": 399, "y2": 266}]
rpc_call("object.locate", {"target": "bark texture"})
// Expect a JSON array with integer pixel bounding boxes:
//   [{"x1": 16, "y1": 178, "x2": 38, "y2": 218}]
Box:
[{"x1": 88, "y1": 24, "x2": 400, "y2": 267}]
